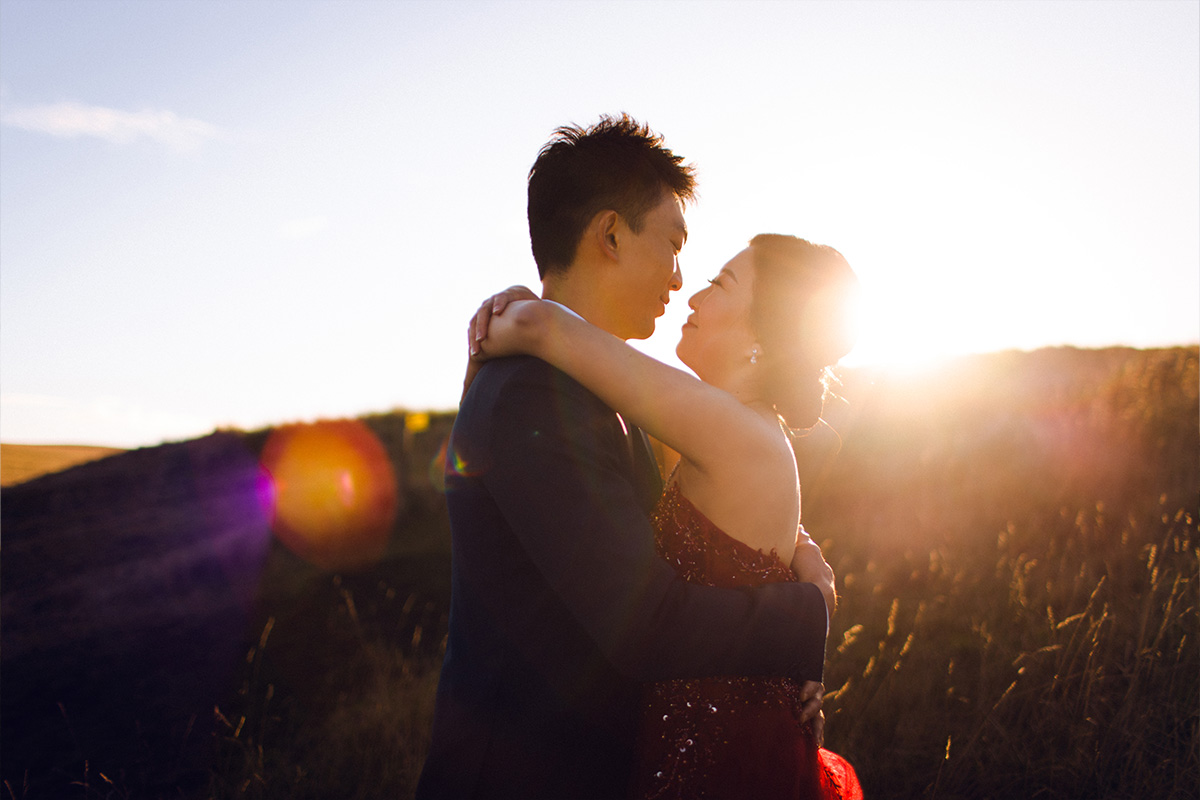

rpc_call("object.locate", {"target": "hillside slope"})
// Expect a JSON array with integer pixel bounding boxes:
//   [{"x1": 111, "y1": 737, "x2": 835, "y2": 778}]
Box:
[{"x1": 0, "y1": 443, "x2": 125, "y2": 487}]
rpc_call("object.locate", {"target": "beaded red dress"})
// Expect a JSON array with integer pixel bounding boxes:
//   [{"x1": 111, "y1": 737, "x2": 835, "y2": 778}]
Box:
[{"x1": 631, "y1": 481, "x2": 862, "y2": 800}]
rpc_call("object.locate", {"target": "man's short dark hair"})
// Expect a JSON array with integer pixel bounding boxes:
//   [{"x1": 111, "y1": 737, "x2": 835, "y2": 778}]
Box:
[{"x1": 527, "y1": 114, "x2": 697, "y2": 279}]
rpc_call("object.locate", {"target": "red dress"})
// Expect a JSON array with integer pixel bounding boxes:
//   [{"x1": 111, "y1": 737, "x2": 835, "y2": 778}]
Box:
[{"x1": 631, "y1": 482, "x2": 863, "y2": 800}]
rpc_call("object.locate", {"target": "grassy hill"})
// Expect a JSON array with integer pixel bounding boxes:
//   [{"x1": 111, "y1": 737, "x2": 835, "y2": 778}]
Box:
[
  {"x1": 1, "y1": 347, "x2": 1195, "y2": 798},
  {"x1": 0, "y1": 444, "x2": 125, "y2": 487}
]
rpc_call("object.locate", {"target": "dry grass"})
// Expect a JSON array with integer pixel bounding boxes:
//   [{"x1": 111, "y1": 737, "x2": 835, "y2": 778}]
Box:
[
  {"x1": 801, "y1": 347, "x2": 1200, "y2": 798},
  {"x1": 201, "y1": 347, "x2": 1197, "y2": 799},
  {"x1": 209, "y1": 567, "x2": 447, "y2": 800},
  {"x1": 3, "y1": 349, "x2": 1194, "y2": 799},
  {"x1": 0, "y1": 444, "x2": 124, "y2": 487}
]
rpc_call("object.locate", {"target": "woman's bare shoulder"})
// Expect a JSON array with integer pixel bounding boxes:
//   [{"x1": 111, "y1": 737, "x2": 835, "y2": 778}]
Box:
[{"x1": 682, "y1": 421, "x2": 799, "y2": 554}]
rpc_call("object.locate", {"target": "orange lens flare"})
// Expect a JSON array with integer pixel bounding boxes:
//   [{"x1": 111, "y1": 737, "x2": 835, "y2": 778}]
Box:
[{"x1": 260, "y1": 420, "x2": 398, "y2": 572}]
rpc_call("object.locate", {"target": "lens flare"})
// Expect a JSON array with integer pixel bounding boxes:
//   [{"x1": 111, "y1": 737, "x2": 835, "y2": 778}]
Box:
[
  {"x1": 429, "y1": 437, "x2": 449, "y2": 493},
  {"x1": 444, "y1": 440, "x2": 477, "y2": 480},
  {"x1": 260, "y1": 420, "x2": 398, "y2": 572}
]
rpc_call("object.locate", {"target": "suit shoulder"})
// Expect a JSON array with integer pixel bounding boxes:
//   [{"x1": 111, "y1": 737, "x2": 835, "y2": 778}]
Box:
[{"x1": 467, "y1": 356, "x2": 605, "y2": 413}]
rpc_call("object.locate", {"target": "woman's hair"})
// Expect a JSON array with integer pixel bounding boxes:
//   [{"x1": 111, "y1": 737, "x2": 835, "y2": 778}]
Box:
[{"x1": 747, "y1": 233, "x2": 859, "y2": 431}]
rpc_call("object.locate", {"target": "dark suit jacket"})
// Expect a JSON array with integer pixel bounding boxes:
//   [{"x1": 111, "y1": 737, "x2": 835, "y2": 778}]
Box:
[{"x1": 416, "y1": 356, "x2": 828, "y2": 800}]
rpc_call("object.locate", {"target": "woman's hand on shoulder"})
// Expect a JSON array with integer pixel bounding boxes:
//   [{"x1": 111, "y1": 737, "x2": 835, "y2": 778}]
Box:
[
  {"x1": 469, "y1": 285, "x2": 539, "y2": 355},
  {"x1": 475, "y1": 299, "x2": 550, "y2": 359},
  {"x1": 462, "y1": 285, "x2": 540, "y2": 400}
]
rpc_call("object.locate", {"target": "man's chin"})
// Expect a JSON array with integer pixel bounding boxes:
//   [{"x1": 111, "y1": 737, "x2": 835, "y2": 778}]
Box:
[{"x1": 627, "y1": 321, "x2": 657, "y2": 341}]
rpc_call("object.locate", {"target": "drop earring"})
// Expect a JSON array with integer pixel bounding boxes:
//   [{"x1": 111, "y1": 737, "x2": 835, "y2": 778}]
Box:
[{"x1": 749, "y1": 348, "x2": 760, "y2": 365}]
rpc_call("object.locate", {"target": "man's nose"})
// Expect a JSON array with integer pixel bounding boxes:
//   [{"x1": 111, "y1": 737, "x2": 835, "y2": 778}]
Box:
[{"x1": 669, "y1": 260, "x2": 682, "y2": 292}]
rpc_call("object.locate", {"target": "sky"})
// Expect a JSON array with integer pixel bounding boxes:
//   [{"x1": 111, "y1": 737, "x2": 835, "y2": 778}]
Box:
[{"x1": 1, "y1": 0, "x2": 1197, "y2": 448}]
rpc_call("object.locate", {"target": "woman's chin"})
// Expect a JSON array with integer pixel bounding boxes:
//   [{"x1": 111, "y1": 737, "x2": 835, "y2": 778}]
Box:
[{"x1": 675, "y1": 342, "x2": 694, "y2": 372}]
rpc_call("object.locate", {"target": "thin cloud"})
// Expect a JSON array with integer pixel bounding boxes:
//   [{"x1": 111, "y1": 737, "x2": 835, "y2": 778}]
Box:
[{"x1": 0, "y1": 101, "x2": 225, "y2": 152}]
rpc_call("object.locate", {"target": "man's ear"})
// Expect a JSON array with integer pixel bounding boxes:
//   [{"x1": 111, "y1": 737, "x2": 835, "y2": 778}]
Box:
[{"x1": 590, "y1": 209, "x2": 620, "y2": 262}]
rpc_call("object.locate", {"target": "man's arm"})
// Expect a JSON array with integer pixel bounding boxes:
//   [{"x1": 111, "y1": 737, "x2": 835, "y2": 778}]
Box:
[{"x1": 482, "y1": 360, "x2": 828, "y2": 684}]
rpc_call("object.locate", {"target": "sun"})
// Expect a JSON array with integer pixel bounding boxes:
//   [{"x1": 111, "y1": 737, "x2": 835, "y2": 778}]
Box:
[{"x1": 839, "y1": 281, "x2": 1006, "y2": 373}]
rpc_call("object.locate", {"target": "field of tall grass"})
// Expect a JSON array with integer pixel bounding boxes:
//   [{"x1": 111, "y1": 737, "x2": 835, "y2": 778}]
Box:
[
  {"x1": 3, "y1": 347, "x2": 1196, "y2": 799},
  {"x1": 801, "y1": 347, "x2": 1199, "y2": 798}
]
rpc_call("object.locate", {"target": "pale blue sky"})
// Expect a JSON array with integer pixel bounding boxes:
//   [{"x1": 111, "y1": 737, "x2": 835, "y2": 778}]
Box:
[{"x1": 2, "y1": 0, "x2": 1197, "y2": 447}]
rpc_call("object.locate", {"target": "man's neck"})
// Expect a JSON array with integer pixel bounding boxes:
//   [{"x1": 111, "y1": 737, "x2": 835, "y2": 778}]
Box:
[{"x1": 541, "y1": 273, "x2": 622, "y2": 338}]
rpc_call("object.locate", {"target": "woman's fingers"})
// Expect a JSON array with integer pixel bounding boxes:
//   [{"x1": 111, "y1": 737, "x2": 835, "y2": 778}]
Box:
[
  {"x1": 472, "y1": 300, "x2": 493, "y2": 348},
  {"x1": 468, "y1": 286, "x2": 539, "y2": 355},
  {"x1": 492, "y1": 291, "x2": 512, "y2": 315}
]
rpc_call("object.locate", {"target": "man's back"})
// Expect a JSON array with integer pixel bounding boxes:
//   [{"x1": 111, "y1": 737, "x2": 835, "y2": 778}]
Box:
[{"x1": 417, "y1": 356, "x2": 659, "y2": 798}]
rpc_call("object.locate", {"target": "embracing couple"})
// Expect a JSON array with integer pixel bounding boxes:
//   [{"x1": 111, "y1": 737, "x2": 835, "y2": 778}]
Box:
[{"x1": 417, "y1": 115, "x2": 862, "y2": 799}]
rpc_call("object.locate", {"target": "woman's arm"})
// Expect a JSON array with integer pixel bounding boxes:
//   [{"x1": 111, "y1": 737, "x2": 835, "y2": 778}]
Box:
[{"x1": 478, "y1": 300, "x2": 779, "y2": 476}]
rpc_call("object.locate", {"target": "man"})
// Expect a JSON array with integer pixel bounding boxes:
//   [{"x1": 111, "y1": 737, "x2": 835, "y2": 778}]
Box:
[{"x1": 416, "y1": 115, "x2": 830, "y2": 799}]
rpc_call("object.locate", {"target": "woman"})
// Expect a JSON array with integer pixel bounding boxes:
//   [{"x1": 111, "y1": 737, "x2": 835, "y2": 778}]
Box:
[{"x1": 471, "y1": 234, "x2": 862, "y2": 799}]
